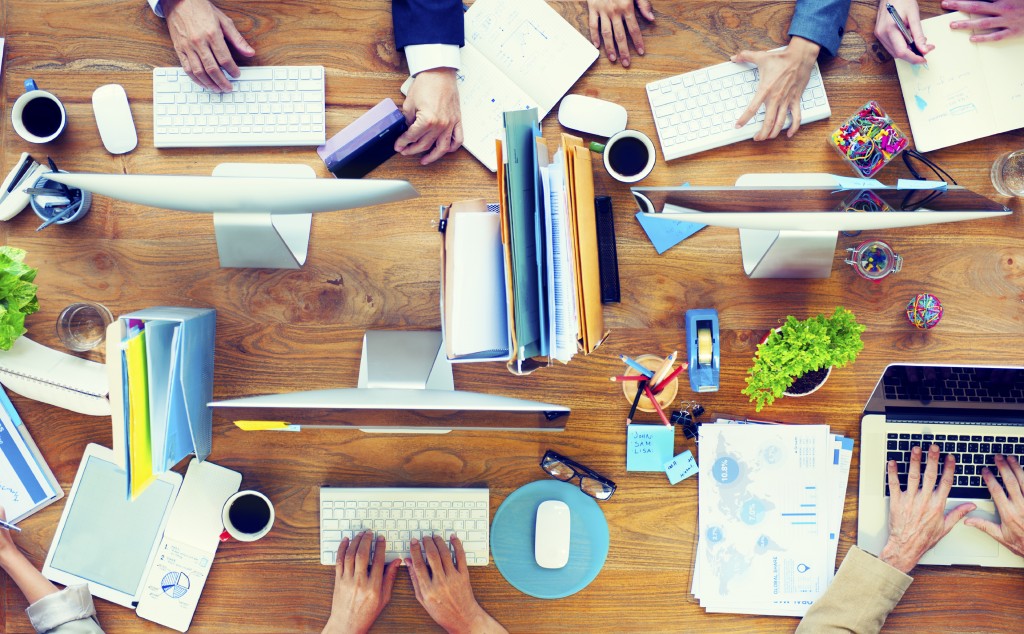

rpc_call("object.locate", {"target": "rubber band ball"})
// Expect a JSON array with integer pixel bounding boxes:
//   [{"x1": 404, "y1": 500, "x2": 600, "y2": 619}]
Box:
[{"x1": 906, "y1": 293, "x2": 943, "y2": 329}]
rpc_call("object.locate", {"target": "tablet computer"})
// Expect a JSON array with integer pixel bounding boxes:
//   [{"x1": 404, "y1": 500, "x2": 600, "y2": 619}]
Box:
[{"x1": 42, "y1": 444, "x2": 182, "y2": 607}]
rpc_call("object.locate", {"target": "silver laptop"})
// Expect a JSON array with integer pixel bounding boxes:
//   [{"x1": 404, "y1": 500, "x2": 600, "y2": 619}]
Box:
[{"x1": 858, "y1": 363, "x2": 1024, "y2": 567}]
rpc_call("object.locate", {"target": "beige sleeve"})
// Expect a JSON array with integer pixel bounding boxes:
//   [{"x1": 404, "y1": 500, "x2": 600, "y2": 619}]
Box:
[{"x1": 795, "y1": 546, "x2": 913, "y2": 634}]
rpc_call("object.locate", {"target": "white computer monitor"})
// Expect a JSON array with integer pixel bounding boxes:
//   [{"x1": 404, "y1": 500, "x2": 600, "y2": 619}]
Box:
[
  {"x1": 208, "y1": 330, "x2": 570, "y2": 433},
  {"x1": 47, "y1": 163, "x2": 419, "y2": 269},
  {"x1": 633, "y1": 173, "x2": 1011, "y2": 278}
]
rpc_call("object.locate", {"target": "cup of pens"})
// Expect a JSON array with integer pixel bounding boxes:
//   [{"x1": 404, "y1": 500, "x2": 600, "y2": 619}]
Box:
[
  {"x1": 616, "y1": 353, "x2": 684, "y2": 423},
  {"x1": 29, "y1": 169, "x2": 91, "y2": 230}
]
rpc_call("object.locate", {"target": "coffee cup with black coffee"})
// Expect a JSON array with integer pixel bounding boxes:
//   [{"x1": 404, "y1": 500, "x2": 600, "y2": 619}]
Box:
[
  {"x1": 598, "y1": 129, "x2": 655, "y2": 183},
  {"x1": 12, "y1": 79, "x2": 67, "y2": 144},
  {"x1": 222, "y1": 490, "x2": 275, "y2": 542}
]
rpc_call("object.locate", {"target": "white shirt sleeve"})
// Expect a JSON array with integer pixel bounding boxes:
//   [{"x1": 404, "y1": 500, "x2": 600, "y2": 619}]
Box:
[
  {"x1": 404, "y1": 44, "x2": 461, "y2": 77},
  {"x1": 148, "y1": 0, "x2": 164, "y2": 18}
]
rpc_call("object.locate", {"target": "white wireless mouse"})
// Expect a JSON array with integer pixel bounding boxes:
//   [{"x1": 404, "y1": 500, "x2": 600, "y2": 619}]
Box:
[
  {"x1": 557, "y1": 94, "x2": 628, "y2": 138},
  {"x1": 92, "y1": 84, "x2": 138, "y2": 154},
  {"x1": 535, "y1": 500, "x2": 571, "y2": 569}
]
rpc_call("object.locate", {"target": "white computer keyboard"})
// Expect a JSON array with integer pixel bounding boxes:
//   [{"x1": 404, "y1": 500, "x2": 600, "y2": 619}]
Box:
[
  {"x1": 319, "y1": 487, "x2": 490, "y2": 566},
  {"x1": 646, "y1": 59, "x2": 831, "y2": 161},
  {"x1": 152, "y1": 66, "x2": 326, "y2": 148}
]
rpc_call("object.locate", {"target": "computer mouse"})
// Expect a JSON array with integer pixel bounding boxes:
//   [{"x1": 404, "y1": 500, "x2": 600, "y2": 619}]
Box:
[
  {"x1": 534, "y1": 499, "x2": 570, "y2": 569},
  {"x1": 92, "y1": 84, "x2": 137, "y2": 154},
  {"x1": 557, "y1": 94, "x2": 628, "y2": 138}
]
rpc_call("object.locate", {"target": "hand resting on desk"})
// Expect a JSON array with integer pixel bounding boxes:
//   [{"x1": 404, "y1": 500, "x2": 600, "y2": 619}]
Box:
[
  {"x1": 586, "y1": 0, "x2": 656, "y2": 68},
  {"x1": 322, "y1": 531, "x2": 506, "y2": 634}
]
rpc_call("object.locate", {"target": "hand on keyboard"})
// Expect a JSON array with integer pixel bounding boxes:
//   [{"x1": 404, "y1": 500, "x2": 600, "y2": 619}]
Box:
[
  {"x1": 163, "y1": 0, "x2": 256, "y2": 92},
  {"x1": 731, "y1": 37, "x2": 822, "y2": 141},
  {"x1": 585, "y1": 0, "x2": 656, "y2": 67},
  {"x1": 325, "y1": 531, "x2": 401, "y2": 634},
  {"x1": 965, "y1": 455, "x2": 1024, "y2": 558},
  {"x1": 395, "y1": 68, "x2": 464, "y2": 166}
]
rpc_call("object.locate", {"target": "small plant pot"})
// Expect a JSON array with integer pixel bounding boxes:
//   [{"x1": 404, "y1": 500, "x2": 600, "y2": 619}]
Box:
[{"x1": 784, "y1": 366, "x2": 833, "y2": 398}]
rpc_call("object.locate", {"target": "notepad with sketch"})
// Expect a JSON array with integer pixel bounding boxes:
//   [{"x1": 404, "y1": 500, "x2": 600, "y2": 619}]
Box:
[
  {"x1": 895, "y1": 12, "x2": 1024, "y2": 152},
  {"x1": 401, "y1": 0, "x2": 598, "y2": 172}
]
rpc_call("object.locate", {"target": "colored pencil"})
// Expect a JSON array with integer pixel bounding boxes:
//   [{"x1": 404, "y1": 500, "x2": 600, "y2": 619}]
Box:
[
  {"x1": 648, "y1": 351, "x2": 677, "y2": 386},
  {"x1": 652, "y1": 364, "x2": 687, "y2": 393},
  {"x1": 626, "y1": 381, "x2": 646, "y2": 425},
  {"x1": 644, "y1": 383, "x2": 672, "y2": 426},
  {"x1": 619, "y1": 354, "x2": 654, "y2": 378},
  {"x1": 610, "y1": 375, "x2": 647, "y2": 382}
]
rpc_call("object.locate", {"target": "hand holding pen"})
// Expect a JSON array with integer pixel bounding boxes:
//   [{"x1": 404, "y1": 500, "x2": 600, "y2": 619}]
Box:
[{"x1": 875, "y1": 0, "x2": 933, "y2": 66}]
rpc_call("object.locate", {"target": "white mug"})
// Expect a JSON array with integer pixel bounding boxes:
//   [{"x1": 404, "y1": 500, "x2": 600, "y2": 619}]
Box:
[
  {"x1": 12, "y1": 79, "x2": 67, "y2": 144},
  {"x1": 221, "y1": 490, "x2": 275, "y2": 542},
  {"x1": 601, "y1": 129, "x2": 655, "y2": 183}
]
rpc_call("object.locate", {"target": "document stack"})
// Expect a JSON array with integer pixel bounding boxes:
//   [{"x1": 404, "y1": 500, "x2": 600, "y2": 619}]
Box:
[
  {"x1": 692, "y1": 419, "x2": 853, "y2": 616},
  {"x1": 440, "y1": 108, "x2": 606, "y2": 372},
  {"x1": 110, "y1": 307, "x2": 215, "y2": 499}
]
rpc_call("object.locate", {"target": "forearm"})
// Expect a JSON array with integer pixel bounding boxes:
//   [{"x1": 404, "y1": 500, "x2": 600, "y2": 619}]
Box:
[
  {"x1": 0, "y1": 549, "x2": 59, "y2": 605},
  {"x1": 796, "y1": 547, "x2": 913, "y2": 634},
  {"x1": 788, "y1": 0, "x2": 853, "y2": 56}
]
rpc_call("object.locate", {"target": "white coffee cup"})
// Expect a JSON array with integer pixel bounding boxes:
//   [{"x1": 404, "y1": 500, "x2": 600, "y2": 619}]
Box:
[
  {"x1": 222, "y1": 490, "x2": 275, "y2": 542},
  {"x1": 601, "y1": 129, "x2": 655, "y2": 183},
  {"x1": 12, "y1": 79, "x2": 67, "y2": 144}
]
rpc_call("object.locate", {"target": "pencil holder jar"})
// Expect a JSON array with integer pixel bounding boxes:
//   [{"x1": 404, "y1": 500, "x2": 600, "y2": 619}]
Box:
[
  {"x1": 829, "y1": 101, "x2": 909, "y2": 178},
  {"x1": 29, "y1": 170, "x2": 92, "y2": 226},
  {"x1": 622, "y1": 354, "x2": 679, "y2": 413}
]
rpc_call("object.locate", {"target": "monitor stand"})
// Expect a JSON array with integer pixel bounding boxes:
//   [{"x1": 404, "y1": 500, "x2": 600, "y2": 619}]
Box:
[
  {"x1": 735, "y1": 173, "x2": 841, "y2": 279},
  {"x1": 357, "y1": 330, "x2": 453, "y2": 434},
  {"x1": 211, "y1": 163, "x2": 314, "y2": 269}
]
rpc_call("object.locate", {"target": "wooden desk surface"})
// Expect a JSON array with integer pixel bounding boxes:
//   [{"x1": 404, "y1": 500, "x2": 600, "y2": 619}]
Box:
[{"x1": 2, "y1": 0, "x2": 1022, "y2": 631}]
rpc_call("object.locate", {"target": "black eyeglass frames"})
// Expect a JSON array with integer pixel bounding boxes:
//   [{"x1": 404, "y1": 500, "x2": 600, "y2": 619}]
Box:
[{"x1": 540, "y1": 450, "x2": 617, "y2": 500}]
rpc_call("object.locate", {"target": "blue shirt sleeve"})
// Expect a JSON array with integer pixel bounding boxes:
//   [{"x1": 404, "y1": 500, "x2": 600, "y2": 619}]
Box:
[
  {"x1": 392, "y1": 0, "x2": 464, "y2": 50},
  {"x1": 788, "y1": 0, "x2": 852, "y2": 57}
]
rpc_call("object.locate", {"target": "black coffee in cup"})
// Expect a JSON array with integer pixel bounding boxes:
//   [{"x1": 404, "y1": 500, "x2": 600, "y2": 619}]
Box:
[
  {"x1": 22, "y1": 97, "x2": 64, "y2": 139},
  {"x1": 228, "y1": 493, "x2": 272, "y2": 534},
  {"x1": 607, "y1": 136, "x2": 650, "y2": 177}
]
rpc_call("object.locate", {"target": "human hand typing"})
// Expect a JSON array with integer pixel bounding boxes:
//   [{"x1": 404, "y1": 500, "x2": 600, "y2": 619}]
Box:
[
  {"x1": 163, "y1": 0, "x2": 255, "y2": 92},
  {"x1": 586, "y1": 0, "x2": 655, "y2": 68},
  {"x1": 406, "y1": 535, "x2": 507, "y2": 634},
  {"x1": 943, "y1": 0, "x2": 1024, "y2": 42},
  {"x1": 322, "y1": 531, "x2": 400, "y2": 634},
  {"x1": 731, "y1": 37, "x2": 819, "y2": 141},
  {"x1": 874, "y1": 0, "x2": 933, "y2": 65},
  {"x1": 965, "y1": 455, "x2": 1024, "y2": 557},
  {"x1": 879, "y1": 445, "x2": 976, "y2": 573},
  {"x1": 395, "y1": 68, "x2": 463, "y2": 166}
]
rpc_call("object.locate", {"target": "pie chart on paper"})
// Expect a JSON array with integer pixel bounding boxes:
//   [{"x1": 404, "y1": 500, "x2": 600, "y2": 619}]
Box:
[{"x1": 161, "y1": 571, "x2": 191, "y2": 599}]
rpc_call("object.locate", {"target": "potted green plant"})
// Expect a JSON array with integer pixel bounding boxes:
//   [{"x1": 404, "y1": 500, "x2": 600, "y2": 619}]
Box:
[
  {"x1": 0, "y1": 246, "x2": 40, "y2": 351},
  {"x1": 742, "y1": 307, "x2": 865, "y2": 412}
]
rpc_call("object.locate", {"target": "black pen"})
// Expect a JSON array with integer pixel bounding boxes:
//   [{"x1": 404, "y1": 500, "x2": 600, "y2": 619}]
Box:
[
  {"x1": 626, "y1": 380, "x2": 646, "y2": 425},
  {"x1": 886, "y1": 3, "x2": 929, "y2": 66}
]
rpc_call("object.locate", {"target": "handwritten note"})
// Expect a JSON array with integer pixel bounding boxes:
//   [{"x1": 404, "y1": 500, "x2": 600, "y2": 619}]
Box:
[
  {"x1": 626, "y1": 424, "x2": 675, "y2": 472},
  {"x1": 664, "y1": 450, "x2": 699, "y2": 485}
]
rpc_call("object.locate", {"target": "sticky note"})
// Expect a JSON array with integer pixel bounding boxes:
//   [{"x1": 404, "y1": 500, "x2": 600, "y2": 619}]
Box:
[
  {"x1": 897, "y1": 179, "x2": 946, "y2": 190},
  {"x1": 664, "y1": 450, "x2": 699, "y2": 485},
  {"x1": 832, "y1": 175, "x2": 884, "y2": 190},
  {"x1": 626, "y1": 424, "x2": 675, "y2": 472}
]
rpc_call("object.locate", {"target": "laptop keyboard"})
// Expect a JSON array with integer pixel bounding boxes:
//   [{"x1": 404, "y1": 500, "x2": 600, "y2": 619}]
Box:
[
  {"x1": 885, "y1": 431, "x2": 1024, "y2": 498},
  {"x1": 883, "y1": 366, "x2": 1024, "y2": 403}
]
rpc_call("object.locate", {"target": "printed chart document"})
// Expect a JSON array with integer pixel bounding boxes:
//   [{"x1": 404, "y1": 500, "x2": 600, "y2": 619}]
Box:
[
  {"x1": 403, "y1": 0, "x2": 598, "y2": 171},
  {"x1": 695, "y1": 423, "x2": 834, "y2": 616},
  {"x1": 0, "y1": 386, "x2": 61, "y2": 523},
  {"x1": 896, "y1": 12, "x2": 1024, "y2": 152}
]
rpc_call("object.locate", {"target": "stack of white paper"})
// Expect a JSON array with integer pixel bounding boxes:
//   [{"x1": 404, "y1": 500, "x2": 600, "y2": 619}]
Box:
[{"x1": 692, "y1": 420, "x2": 853, "y2": 616}]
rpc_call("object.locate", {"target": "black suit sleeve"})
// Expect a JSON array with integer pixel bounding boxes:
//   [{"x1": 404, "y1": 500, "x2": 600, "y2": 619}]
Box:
[{"x1": 392, "y1": 0, "x2": 465, "y2": 50}]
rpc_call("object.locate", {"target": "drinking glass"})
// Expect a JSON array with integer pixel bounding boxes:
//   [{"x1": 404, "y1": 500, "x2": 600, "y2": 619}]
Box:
[
  {"x1": 56, "y1": 302, "x2": 113, "y2": 351},
  {"x1": 991, "y1": 150, "x2": 1024, "y2": 197}
]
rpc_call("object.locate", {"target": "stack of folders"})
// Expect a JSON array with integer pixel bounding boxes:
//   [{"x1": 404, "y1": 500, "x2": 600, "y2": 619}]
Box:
[
  {"x1": 486, "y1": 107, "x2": 605, "y2": 374},
  {"x1": 692, "y1": 419, "x2": 853, "y2": 616},
  {"x1": 0, "y1": 385, "x2": 62, "y2": 522},
  {"x1": 109, "y1": 307, "x2": 216, "y2": 500}
]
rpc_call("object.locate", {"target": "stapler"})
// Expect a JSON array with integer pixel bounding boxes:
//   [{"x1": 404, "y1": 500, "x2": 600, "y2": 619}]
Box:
[
  {"x1": 0, "y1": 153, "x2": 46, "y2": 221},
  {"x1": 685, "y1": 309, "x2": 719, "y2": 392}
]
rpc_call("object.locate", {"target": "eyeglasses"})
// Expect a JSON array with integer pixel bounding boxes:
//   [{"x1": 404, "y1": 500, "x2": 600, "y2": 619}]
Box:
[{"x1": 540, "y1": 450, "x2": 616, "y2": 500}]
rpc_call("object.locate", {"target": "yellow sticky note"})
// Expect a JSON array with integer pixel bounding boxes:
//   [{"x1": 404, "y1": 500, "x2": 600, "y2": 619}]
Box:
[{"x1": 234, "y1": 420, "x2": 292, "y2": 431}]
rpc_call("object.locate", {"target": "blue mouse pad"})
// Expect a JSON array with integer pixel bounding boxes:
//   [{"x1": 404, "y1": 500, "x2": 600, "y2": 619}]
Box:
[{"x1": 490, "y1": 480, "x2": 610, "y2": 599}]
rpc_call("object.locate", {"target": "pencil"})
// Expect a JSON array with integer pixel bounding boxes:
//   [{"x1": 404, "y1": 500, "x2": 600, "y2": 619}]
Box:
[
  {"x1": 626, "y1": 380, "x2": 646, "y2": 425},
  {"x1": 610, "y1": 375, "x2": 647, "y2": 382},
  {"x1": 648, "y1": 351, "x2": 677, "y2": 386},
  {"x1": 619, "y1": 354, "x2": 654, "y2": 378},
  {"x1": 644, "y1": 383, "x2": 672, "y2": 426},
  {"x1": 0, "y1": 519, "x2": 22, "y2": 533},
  {"x1": 652, "y1": 364, "x2": 686, "y2": 394}
]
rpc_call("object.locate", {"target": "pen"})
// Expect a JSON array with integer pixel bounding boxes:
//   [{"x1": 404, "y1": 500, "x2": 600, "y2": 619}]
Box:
[
  {"x1": 619, "y1": 354, "x2": 655, "y2": 378},
  {"x1": 652, "y1": 364, "x2": 687, "y2": 394},
  {"x1": 0, "y1": 519, "x2": 22, "y2": 532},
  {"x1": 649, "y1": 351, "x2": 678, "y2": 386},
  {"x1": 885, "y1": 3, "x2": 928, "y2": 64},
  {"x1": 626, "y1": 380, "x2": 646, "y2": 425},
  {"x1": 644, "y1": 383, "x2": 672, "y2": 426}
]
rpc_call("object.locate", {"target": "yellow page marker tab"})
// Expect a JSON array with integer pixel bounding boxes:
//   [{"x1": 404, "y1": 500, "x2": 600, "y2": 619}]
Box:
[{"x1": 234, "y1": 420, "x2": 292, "y2": 431}]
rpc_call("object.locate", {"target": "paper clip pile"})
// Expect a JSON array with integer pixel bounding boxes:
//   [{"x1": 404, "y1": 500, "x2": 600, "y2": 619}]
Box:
[{"x1": 829, "y1": 101, "x2": 909, "y2": 178}]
